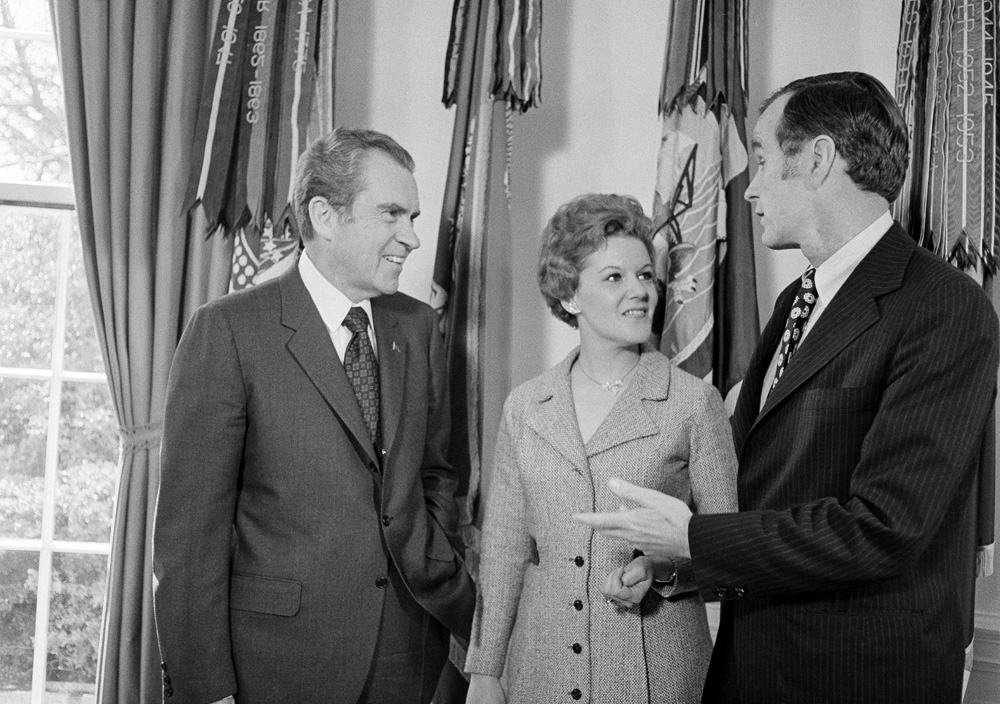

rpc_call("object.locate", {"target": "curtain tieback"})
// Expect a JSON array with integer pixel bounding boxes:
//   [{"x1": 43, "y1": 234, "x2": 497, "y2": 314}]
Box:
[{"x1": 118, "y1": 422, "x2": 163, "y2": 454}]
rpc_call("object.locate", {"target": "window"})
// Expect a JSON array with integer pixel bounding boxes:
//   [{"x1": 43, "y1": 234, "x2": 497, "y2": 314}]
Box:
[{"x1": 0, "y1": 2, "x2": 117, "y2": 702}]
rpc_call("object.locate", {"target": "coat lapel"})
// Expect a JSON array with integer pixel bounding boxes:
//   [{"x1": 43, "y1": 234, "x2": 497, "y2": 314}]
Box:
[
  {"x1": 585, "y1": 347, "x2": 666, "y2": 457},
  {"x1": 279, "y1": 267, "x2": 378, "y2": 466},
  {"x1": 732, "y1": 291, "x2": 790, "y2": 453},
  {"x1": 524, "y1": 350, "x2": 590, "y2": 476},
  {"x1": 372, "y1": 300, "x2": 404, "y2": 458},
  {"x1": 752, "y1": 224, "x2": 914, "y2": 432}
]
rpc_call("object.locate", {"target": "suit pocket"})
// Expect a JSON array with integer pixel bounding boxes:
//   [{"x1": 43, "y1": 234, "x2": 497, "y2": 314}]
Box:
[
  {"x1": 426, "y1": 521, "x2": 458, "y2": 562},
  {"x1": 230, "y1": 573, "x2": 302, "y2": 616}
]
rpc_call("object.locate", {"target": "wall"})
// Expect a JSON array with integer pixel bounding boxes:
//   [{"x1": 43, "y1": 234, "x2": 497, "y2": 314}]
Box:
[{"x1": 334, "y1": 0, "x2": 1000, "y2": 697}]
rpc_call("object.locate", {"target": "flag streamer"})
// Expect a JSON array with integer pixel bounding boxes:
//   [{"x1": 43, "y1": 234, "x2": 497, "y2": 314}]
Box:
[
  {"x1": 185, "y1": 0, "x2": 334, "y2": 290},
  {"x1": 493, "y1": 0, "x2": 542, "y2": 112},
  {"x1": 895, "y1": 0, "x2": 998, "y2": 277}
]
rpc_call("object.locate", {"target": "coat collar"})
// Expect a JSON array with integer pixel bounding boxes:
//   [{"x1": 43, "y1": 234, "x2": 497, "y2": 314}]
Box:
[
  {"x1": 524, "y1": 344, "x2": 670, "y2": 474},
  {"x1": 746, "y1": 223, "x2": 914, "y2": 435}
]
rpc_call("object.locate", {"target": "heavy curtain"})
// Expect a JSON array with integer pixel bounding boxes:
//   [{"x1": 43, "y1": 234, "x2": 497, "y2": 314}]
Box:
[{"x1": 51, "y1": 1, "x2": 231, "y2": 700}]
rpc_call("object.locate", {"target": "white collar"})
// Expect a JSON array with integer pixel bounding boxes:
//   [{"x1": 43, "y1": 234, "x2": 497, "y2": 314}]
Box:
[
  {"x1": 298, "y1": 249, "x2": 374, "y2": 333},
  {"x1": 813, "y1": 211, "x2": 893, "y2": 305}
]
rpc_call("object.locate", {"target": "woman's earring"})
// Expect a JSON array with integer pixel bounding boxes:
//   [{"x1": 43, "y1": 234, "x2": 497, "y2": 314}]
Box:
[{"x1": 565, "y1": 301, "x2": 579, "y2": 314}]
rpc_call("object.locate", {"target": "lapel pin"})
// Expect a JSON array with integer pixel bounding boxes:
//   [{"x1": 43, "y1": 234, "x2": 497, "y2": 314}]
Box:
[{"x1": 392, "y1": 341, "x2": 400, "y2": 353}]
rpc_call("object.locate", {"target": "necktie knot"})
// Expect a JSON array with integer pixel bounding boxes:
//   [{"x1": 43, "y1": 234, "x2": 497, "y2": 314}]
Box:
[
  {"x1": 344, "y1": 307, "x2": 370, "y2": 335},
  {"x1": 801, "y1": 266, "x2": 817, "y2": 292}
]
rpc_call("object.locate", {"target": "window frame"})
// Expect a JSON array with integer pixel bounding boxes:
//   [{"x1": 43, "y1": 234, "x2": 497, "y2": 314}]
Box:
[{"x1": 0, "y1": 156, "x2": 111, "y2": 704}]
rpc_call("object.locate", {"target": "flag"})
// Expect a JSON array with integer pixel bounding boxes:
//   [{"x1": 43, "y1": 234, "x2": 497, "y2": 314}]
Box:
[
  {"x1": 434, "y1": 0, "x2": 540, "y2": 568},
  {"x1": 652, "y1": 0, "x2": 758, "y2": 410}
]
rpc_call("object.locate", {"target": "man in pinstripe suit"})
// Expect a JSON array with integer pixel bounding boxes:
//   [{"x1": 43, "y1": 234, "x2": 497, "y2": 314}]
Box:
[{"x1": 578, "y1": 72, "x2": 999, "y2": 703}]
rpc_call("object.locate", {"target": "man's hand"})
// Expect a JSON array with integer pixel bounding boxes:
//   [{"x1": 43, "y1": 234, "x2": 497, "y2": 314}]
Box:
[{"x1": 573, "y1": 478, "x2": 693, "y2": 560}]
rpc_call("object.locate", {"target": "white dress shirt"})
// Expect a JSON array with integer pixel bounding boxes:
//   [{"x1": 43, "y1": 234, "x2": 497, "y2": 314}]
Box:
[
  {"x1": 760, "y1": 211, "x2": 893, "y2": 408},
  {"x1": 298, "y1": 250, "x2": 377, "y2": 361}
]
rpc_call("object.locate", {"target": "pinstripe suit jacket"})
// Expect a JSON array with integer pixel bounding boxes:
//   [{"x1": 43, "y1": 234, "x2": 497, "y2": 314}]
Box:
[{"x1": 689, "y1": 224, "x2": 999, "y2": 703}]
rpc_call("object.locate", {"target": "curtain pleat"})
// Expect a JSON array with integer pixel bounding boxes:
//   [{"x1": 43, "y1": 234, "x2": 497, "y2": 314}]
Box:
[{"x1": 51, "y1": 1, "x2": 232, "y2": 701}]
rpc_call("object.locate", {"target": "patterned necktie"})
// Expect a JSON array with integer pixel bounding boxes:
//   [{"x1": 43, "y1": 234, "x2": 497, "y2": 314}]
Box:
[
  {"x1": 343, "y1": 307, "x2": 381, "y2": 449},
  {"x1": 771, "y1": 267, "x2": 817, "y2": 391}
]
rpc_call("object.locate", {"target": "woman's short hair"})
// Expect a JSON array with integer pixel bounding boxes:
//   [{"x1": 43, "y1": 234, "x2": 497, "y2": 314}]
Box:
[
  {"x1": 537, "y1": 193, "x2": 654, "y2": 328},
  {"x1": 293, "y1": 127, "x2": 415, "y2": 241}
]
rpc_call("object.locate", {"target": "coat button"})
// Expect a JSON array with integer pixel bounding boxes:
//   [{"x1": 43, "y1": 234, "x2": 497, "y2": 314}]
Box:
[
  {"x1": 574, "y1": 555, "x2": 584, "y2": 567},
  {"x1": 382, "y1": 514, "x2": 392, "y2": 526},
  {"x1": 714, "y1": 587, "x2": 729, "y2": 598},
  {"x1": 164, "y1": 687, "x2": 174, "y2": 698},
  {"x1": 573, "y1": 599, "x2": 583, "y2": 611},
  {"x1": 570, "y1": 689, "x2": 582, "y2": 700},
  {"x1": 375, "y1": 576, "x2": 388, "y2": 588},
  {"x1": 571, "y1": 643, "x2": 582, "y2": 654}
]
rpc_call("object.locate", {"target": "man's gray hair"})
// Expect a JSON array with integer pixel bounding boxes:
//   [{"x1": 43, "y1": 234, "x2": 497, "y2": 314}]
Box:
[{"x1": 292, "y1": 127, "x2": 415, "y2": 241}]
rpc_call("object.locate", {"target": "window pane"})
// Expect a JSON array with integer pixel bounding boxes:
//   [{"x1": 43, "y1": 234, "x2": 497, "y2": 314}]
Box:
[
  {"x1": 0, "y1": 9, "x2": 69, "y2": 184},
  {"x1": 0, "y1": 378, "x2": 47, "y2": 539},
  {"x1": 46, "y1": 552, "x2": 105, "y2": 700},
  {"x1": 0, "y1": 205, "x2": 59, "y2": 369},
  {"x1": 56, "y1": 382, "x2": 117, "y2": 542},
  {"x1": 0, "y1": 550, "x2": 39, "y2": 693},
  {"x1": 63, "y1": 216, "x2": 104, "y2": 374}
]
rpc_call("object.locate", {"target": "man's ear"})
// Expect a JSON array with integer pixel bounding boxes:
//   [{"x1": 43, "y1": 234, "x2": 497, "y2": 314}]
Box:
[
  {"x1": 806, "y1": 135, "x2": 837, "y2": 187},
  {"x1": 307, "y1": 196, "x2": 338, "y2": 240}
]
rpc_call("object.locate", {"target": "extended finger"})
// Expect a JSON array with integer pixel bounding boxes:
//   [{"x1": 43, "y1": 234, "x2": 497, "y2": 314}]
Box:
[{"x1": 607, "y1": 478, "x2": 673, "y2": 509}]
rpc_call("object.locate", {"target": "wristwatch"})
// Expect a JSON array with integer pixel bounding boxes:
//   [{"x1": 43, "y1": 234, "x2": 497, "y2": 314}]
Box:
[{"x1": 655, "y1": 559, "x2": 677, "y2": 586}]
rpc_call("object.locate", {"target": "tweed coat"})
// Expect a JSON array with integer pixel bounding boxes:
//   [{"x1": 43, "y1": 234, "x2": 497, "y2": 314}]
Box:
[
  {"x1": 690, "y1": 224, "x2": 1000, "y2": 703},
  {"x1": 466, "y1": 346, "x2": 737, "y2": 703},
  {"x1": 152, "y1": 265, "x2": 474, "y2": 704}
]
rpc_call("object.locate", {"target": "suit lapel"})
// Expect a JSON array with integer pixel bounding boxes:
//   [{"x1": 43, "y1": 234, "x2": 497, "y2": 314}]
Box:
[
  {"x1": 585, "y1": 349, "x2": 665, "y2": 457},
  {"x1": 372, "y1": 300, "x2": 404, "y2": 458},
  {"x1": 279, "y1": 267, "x2": 378, "y2": 466},
  {"x1": 525, "y1": 350, "x2": 590, "y2": 476},
  {"x1": 751, "y1": 224, "x2": 914, "y2": 433},
  {"x1": 732, "y1": 285, "x2": 794, "y2": 452}
]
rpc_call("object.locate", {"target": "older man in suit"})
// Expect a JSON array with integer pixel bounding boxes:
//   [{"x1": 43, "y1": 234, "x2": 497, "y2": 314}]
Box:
[
  {"x1": 578, "y1": 72, "x2": 999, "y2": 703},
  {"x1": 153, "y1": 128, "x2": 474, "y2": 704}
]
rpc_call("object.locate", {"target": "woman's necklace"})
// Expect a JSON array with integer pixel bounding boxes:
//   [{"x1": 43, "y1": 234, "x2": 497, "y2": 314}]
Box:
[{"x1": 577, "y1": 356, "x2": 640, "y2": 395}]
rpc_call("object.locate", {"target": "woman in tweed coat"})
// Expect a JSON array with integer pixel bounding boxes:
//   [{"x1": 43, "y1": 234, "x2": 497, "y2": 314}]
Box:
[{"x1": 464, "y1": 194, "x2": 738, "y2": 704}]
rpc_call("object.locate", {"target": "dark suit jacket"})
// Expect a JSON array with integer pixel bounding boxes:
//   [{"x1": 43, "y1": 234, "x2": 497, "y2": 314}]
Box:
[
  {"x1": 152, "y1": 265, "x2": 475, "y2": 704},
  {"x1": 689, "y1": 224, "x2": 999, "y2": 703}
]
